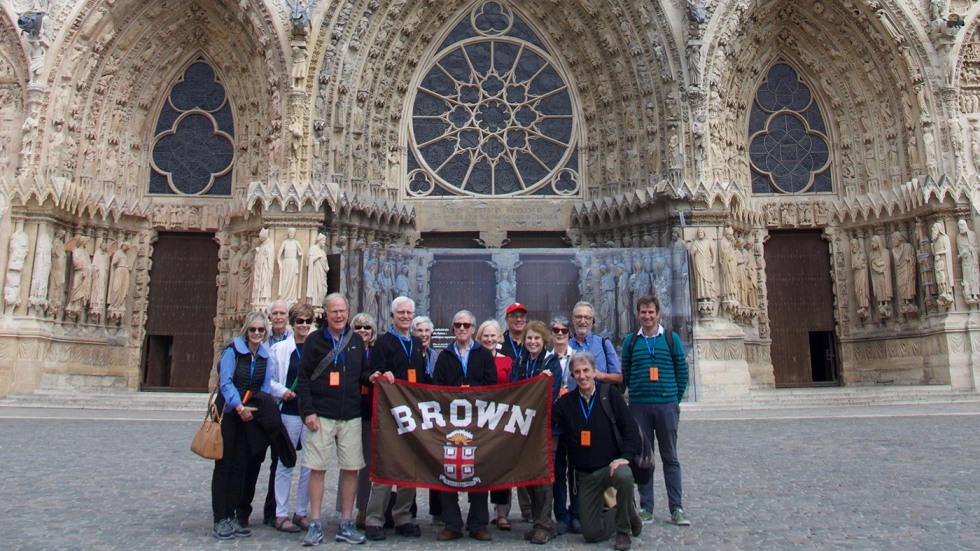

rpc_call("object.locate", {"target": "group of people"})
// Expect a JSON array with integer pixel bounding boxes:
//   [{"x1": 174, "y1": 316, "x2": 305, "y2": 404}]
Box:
[{"x1": 210, "y1": 292, "x2": 690, "y2": 551}]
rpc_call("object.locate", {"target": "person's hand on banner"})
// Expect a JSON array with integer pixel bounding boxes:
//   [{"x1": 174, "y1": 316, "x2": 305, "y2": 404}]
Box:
[
  {"x1": 541, "y1": 369, "x2": 552, "y2": 377},
  {"x1": 369, "y1": 371, "x2": 396, "y2": 384},
  {"x1": 304, "y1": 414, "x2": 319, "y2": 431},
  {"x1": 609, "y1": 458, "x2": 629, "y2": 477}
]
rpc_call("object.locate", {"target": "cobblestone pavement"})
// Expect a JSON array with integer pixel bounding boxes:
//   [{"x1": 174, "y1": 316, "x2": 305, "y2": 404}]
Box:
[{"x1": 1, "y1": 402, "x2": 978, "y2": 550}]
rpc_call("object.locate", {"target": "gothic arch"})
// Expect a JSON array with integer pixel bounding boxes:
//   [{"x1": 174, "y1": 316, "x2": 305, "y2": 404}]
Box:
[
  {"x1": 306, "y1": 0, "x2": 684, "y2": 201},
  {"x1": 706, "y1": 0, "x2": 924, "y2": 198}
]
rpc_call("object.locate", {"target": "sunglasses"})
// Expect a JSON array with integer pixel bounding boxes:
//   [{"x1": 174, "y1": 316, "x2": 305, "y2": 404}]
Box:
[
  {"x1": 353, "y1": 325, "x2": 373, "y2": 331},
  {"x1": 453, "y1": 322, "x2": 474, "y2": 329},
  {"x1": 247, "y1": 327, "x2": 266, "y2": 334},
  {"x1": 294, "y1": 318, "x2": 313, "y2": 325},
  {"x1": 551, "y1": 327, "x2": 570, "y2": 335}
]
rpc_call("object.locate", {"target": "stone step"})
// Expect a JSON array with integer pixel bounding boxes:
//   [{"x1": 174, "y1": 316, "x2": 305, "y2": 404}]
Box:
[{"x1": 1, "y1": 385, "x2": 977, "y2": 413}]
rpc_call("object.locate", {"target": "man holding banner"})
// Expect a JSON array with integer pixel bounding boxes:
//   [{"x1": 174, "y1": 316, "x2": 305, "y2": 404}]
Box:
[
  {"x1": 553, "y1": 351, "x2": 642, "y2": 551},
  {"x1": 363, "y1": 297, "x2": 427, "y2": 541}
]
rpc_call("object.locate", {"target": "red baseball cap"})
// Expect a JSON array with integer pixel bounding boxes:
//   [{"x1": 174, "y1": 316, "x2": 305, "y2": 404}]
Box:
[{"x1": 506, "y1": 303, "x2": 527, "y2": 315}]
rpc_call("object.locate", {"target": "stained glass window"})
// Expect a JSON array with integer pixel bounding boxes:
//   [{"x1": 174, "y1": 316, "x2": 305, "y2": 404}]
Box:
[
  {"x1": 149, "y1": 61, "x2": 234, "y2": 196},
  {"x1": 407, "y1": 1, "x2": 579, "y2": 197},
  {"x1": 748, "y1": 63, "x2": 832, "y2": 194}
]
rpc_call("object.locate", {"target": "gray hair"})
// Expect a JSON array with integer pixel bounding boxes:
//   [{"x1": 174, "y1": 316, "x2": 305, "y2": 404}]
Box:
[
  {"x1": 350, "y1": 312, "x2": 377, "y2": 346},
  {"x1": 570, "y1": 351, "x2": 597, "y2": 371},
  {"x1": 550, "y1": 315, "x2": 570, "y2": 329},
  {"x1": 411, "y1": 315, "x2": 433, "y2": 334},
  {"x1": 453, "y1": 309, "x2": 476, "y2": 325},
  {"x1": 269, "y1": 299, "x2": 290, "y2": 313},
  {"x1": 323, "y1": 292, "x2": 349, "y2": 310},
  {"x1": 391, "y1": 296, "x2": 416, "y2": 314},
  {"x1": 240, "y1": 311, "x2": 271, "y2": 341},
  {"x1": 572, "y1": 301, "x2": 594, "y2": 313}
]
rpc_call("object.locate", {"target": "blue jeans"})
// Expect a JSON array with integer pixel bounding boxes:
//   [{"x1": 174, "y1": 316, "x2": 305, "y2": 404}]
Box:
[
  {"x1": 552, "y1": 435, "x2": 579, "y2": 524},
  {"x1": 630, "y1": 402, "x2": 683, "y2": 513}
]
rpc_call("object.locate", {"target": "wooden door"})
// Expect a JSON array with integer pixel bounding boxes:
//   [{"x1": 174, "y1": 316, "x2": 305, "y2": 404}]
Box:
[
  {"x1": 764, "y1": 230, "x2": 839, "y2": 387},
  {"x1": 428, "y1": 255, "x2": 497, "y2": 328},
  {"x1": 515, "y1": 254, "x2": 578, "y2": 322},
  {"x1": 141, "y1": 232, "x2": 219, "y2": 391}
]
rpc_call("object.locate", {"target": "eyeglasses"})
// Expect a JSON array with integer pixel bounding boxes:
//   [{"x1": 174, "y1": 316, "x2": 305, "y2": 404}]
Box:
[
  {"x1": 507, "y1": 313, "x2": 527, "y2": 319},
  {"x1": 573, "y1": 315, "x2": 593, "y2": 321},
  {"x1": 247, "y1": 327, "x2": 266, "y2": 334},
  {"x1": 353, "y1": 325, "x2": 373, "y2": 331},
  {"x1": 294, "y1": 318, "x2": 313, "y2": 325},
  {"x1": 551, "y1": 327, "x2": 570, "y2": 335},
  {"x1": 453, "y1": 322, "x2": 473, "y2": 329}
]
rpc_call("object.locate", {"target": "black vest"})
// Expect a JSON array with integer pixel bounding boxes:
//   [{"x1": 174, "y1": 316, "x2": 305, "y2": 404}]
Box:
[{"x1": 231, "y1": 345, "x2": 267, "y2": 399}]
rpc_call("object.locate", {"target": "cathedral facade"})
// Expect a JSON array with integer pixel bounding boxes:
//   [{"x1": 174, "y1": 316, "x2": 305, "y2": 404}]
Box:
[{"x1": 1, "y1": 0, "x2": 979, "y2": 399}]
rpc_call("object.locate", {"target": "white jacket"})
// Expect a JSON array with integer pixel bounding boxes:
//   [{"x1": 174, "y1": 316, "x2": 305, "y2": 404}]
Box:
[{"x1": 268, "y1": 336, "x2": 298, "y2": 401}]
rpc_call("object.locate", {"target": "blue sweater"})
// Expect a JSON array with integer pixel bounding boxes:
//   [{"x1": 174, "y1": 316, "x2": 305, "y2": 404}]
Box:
[{"x1": 621, "y1": 329, "x2": 687, "y2": 404}]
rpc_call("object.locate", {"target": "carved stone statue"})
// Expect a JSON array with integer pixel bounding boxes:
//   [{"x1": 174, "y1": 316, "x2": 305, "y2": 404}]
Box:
[
  {"x1": 956, "y1": 219, "x2": 980, "y2": 305},
  {"x1": 719, "y1": 227, "x2": 740, "y2": 307},
  {"x1": 362, "y1": 260, "x2": 379, "y2": 318},
  {"x1": 4, "y1": 220, "x2": 29, "y2": 309},
  {"x1": 869, "y1": 235, "x2": 893, "y2": 318},
  {"x1": 277, "y1": 228, "x2": 303, "y2": 304},
  {"x1": 851, "y1": 238, "x2": 870, "y2": 319},
  {"x1": 742, "y1": 239, "x2": 760, "y2": 309},
  {"x1": 28, "y1": 224, "x2": 53, "y2": 310},
  {"x1": 107, "y1": 242, "x2": 132, "y2": 322},
  {"x1": 252, "y1": 228, "x2": 275, "y2": 307},
  {"x1": 628, "y1": 260, "x2": 652, "y2": 300},
  {"x1": 395, "y1": 265, "x2": 411, "y2": 297},
  {"x1": 238, "y1": 239, "x2": 254, "y2": 311},
  {"x1": 890, "y1": 231, "x2": 916, "y2": 311},
  {"x1": 47, "y1": 229, "x2": 67, "y2": 316},
  {"x1": 65, "y1": 236, "x2": 92, "y2": 320},
  {"x1": 931, "y1": 222, "x2": 954, "y2": 307},
  {"x1": 306, "y1": 233, "x2": 328, "y2": 305},
  {"x1": 89, "y1": 239, "x2": 109, "y2": 321},
  {"x1": 688, "y1": 228, "x2": 716, "y2": 314},
  {"x1": 617, "y1": 263, "x2": 632, "y2": 335},
  {"x1": 226, "y1": 238, "x2": 243, "y2": 314}
]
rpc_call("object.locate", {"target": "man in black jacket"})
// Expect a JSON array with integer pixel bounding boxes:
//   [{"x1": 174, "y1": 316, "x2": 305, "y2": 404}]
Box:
[
  {"x1": 296, "y1": 293, "x2": 372, "y2": 546},
  {"x1": 432, "y1": 309, "x2": 497, "y2": 542},
  {"x1": 553, "y1": 351, "x2": 642, "y2": 551},
  {"x1": 362, "y1": 296, "x2": 428, "y2": 541}
]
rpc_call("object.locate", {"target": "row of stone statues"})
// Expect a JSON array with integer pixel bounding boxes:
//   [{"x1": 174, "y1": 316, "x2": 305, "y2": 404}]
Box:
[
  {"x1": 2, "y1": 223, "x2": 134, "y2": 324},
  {"x1": 224, "y1": 228, "x2": 330, "y2": 315},
  {"x1": 849, "y1": 220, "x2": 980, "y2": 321},
  {"x1": 688, "y1": 227, "x2": 761, "y2": 318}
]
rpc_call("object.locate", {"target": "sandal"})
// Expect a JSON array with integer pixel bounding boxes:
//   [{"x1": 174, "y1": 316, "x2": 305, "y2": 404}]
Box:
[
  {"x1": 275, "y1": 517, "x2": 301, "y2": 533},
  {"x1": 292, "y1": 514, "x2": 311, "y2": 530},
  {"x1": 496, "y1": 516, "x2": 512, "y2": 531}
]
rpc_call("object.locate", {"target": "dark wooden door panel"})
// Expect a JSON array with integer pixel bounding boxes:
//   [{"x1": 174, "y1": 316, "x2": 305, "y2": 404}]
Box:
[
  {"x1": 516, "y1": 255, "x2": 578, "y2": 322},
  {"x1": 428, "y1": 256, "x2": 496, "y2": 328},
  {"x1": 765, "y1": 231, "x2": 837, "y2": 387},
  {"x1": 142, "y1": 233, "x2": 218, "y2": 391}
]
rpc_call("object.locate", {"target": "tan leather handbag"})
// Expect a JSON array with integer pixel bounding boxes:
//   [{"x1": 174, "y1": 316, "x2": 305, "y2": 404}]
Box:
[{"x1": 190, "y1": 389, "x2": 224, "y2": 460}]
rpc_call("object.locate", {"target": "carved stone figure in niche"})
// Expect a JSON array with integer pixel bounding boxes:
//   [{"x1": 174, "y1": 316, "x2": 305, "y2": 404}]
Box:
[
  {"x1": 652, "y1": 257, "x2": 673, "y2": 317},
  {"x1": 65, "y1": 236, "x2": 92, "y2": 320},
  {"x1": 306, "y1": 233, "x2": 328, "y2": 305},
  {"x1": 719, "y1": 227, "x2": 740, "y2": 307},
  {"x1": 28, "y1": 225, "x2": 53, "y2": 310},
  {"x1": 21, "y1": 109, "x2": 39, "y2": 159},
  {"x1": 890, "y1": 231, "x2": 916, "y2": 310},
  {"x1": 277, "y1": 228, "x2": 303, "y2": 304},
  {"x1": 956, "y1": 219, "x2": 980, "y2": 305},
  {"x1": 47, "y1": 229, "x2": 67, "y2": 316},
  {"x1": 4, "y1": 220, "x2": 29, "y2": 309},
  {"x1": 629, "y1": 260, "x2": 652, "y2": 300},
  {"x1": 252, "y1": 228, "x2": 275, "y2": 307},
  {"x1": 28, "y1": 38, "x2": 47, "y2": 84},
  {"x1": 48, "y1": 119, "x2": 76, "y2": 178},
  {"x1": 851, "y1": 238, "x2": 870, "y2": 319},
  {"x1": 496, "y1": 267, "x2": 516, "y2": 317},
  {"x1": 107, "y1": 242, "x2": 132, "y2": 322},
  {"x1": 869, "y1": 235, "x2": 893, "y2": 318},
  {"x1": 238, "y1": 239, "x2": 254, "y2": 311},
  {"x1": 377, "y1": 262, "x2": 397, "y2": 315},
  {"x1": 689, "y1": 228, "x2": 716, "y2": 306},
  {"x1": 596, "y1": 264, "x2": 616, "y2": 337},
  {"x1": 742, "y1": 239, "x2": 760, "y2": 309},
  {"x1": 89, "y1": 239, "x2": 109, "y2": 321},
  {"x1": 226, "y1": 237, "x2": 242, "y2": 314},
  {"x1": 291, "y1": 46, "x2": 307, "y2": 88},
  {"x1": 617, "y1": 263, "x2": 632, "y2": 336},
  {"x1": 931, "y1": 222, "x2": 954, "y2": 307},
  {"x1": 395, "y1": 265, "x2": 411, "y2": 298},
  {"x1": 362, "y1": 261, "x2": 378, "y2": 318}
]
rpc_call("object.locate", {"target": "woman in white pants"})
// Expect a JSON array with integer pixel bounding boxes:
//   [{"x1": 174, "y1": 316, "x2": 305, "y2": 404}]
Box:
[{"x1": 269, "y1": 303, "x2": 316, "y2": 532}]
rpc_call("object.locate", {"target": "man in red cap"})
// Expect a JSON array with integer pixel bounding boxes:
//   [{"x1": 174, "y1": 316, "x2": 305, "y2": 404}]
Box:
[{"x1": 501, "y1": 303, "x2": 527, "y2": 361}]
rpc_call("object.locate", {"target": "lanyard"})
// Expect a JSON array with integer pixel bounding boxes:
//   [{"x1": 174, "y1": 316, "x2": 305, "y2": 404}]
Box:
[
  {"x1": 578, "y1": 391, "x2": 596, "y2": 422},
  {"x1": 249, "y1": 354, "x2": 256, "y2": 382},
  {"x1": 523, "y1": 354, "x2": 541, "y2": 380},
  {"x1": 390, "y1": 328, "x2": 413, "y2": 361},
  {"x1": 423, "y1": 347, "x2": 433, "y2": 375},
  {"x1": 507, "y1": 335, "x2": 523, "y2": 359},
  {"x1": 643, "y1": 334, "x2": 657, "y2": 360},
  {"x1": 456, "y1": 343, "x2": 470, "y2": 376},
  {"x1": 329, "y1": 327, "x2": 347, "y2": 368}
]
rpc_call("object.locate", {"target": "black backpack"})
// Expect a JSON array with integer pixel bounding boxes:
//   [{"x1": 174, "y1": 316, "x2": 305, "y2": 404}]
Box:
[{"x1": 597, "y1": 383, "x2": 655, "y2": 485}]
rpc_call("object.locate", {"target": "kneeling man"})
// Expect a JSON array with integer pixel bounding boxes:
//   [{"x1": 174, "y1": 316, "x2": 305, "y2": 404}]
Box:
[{"x1": 553, "y1": 352, "x2": 641, "y2": 551}]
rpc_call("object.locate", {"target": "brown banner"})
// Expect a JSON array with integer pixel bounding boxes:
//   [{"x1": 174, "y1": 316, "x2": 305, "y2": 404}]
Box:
[{"x1": 370, "y1": 376, "x2": 553, "y2": 492}]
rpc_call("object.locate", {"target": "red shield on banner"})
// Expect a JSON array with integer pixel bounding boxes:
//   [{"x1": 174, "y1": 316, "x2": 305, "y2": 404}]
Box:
[{"x1": 441, "y1": 430, "x2": 479, "y2": 487}]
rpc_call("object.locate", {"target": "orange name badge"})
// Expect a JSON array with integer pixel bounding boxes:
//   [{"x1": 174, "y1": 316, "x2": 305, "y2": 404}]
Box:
[
  {"x1": 360, "y1": 384, "x2": 368, "y2": 395},
  {"x1": 408, "y1": 369, "x2": 417, "y2": 383},
  {"x1": 581, "y1": 430, "x2": 591, "y2": 447},
  {"x1": 649, "y1": 367, "x2": 659, "y2": 382},
  {"x1": 559, "y1": 387, "x2": 569, "y2": 397},
  {"x1": 329, "y1": 371, "x2": 340, "y2": 387}
]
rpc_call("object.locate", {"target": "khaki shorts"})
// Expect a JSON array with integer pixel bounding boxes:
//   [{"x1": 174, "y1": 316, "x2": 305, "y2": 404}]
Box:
[{"x1": 304, "y1": 417, "x2": 365, "y2": 471}]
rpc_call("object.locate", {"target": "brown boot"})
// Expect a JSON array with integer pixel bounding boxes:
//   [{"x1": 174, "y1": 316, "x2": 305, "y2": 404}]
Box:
[{"x1": 614, "y1": 532, "x2": 632, "y2": 551}]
